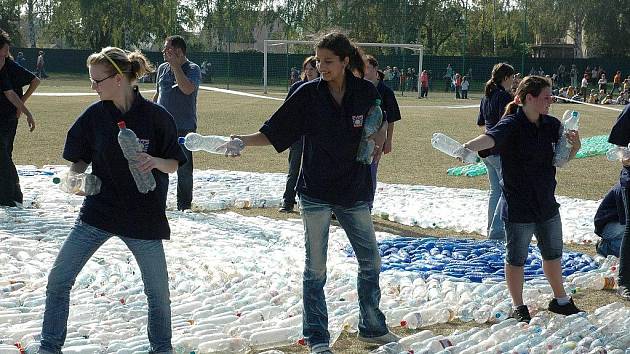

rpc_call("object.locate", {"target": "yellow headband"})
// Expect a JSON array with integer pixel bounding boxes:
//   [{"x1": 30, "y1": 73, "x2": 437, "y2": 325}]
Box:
[{"x1": 102, "y1": 52, "x2": 123, "y2": 76}]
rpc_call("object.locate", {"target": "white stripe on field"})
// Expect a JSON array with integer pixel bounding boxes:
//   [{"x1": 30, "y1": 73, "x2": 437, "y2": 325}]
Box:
[
  {"x1": 33, "y1": 90, "x2": 157, "y2": 97},
  {"x1": 400, "y1": 104, "x2": 479, "y2": 109},
  {"x1": 553, "y1": 96, "x2": 623, "y2": 112},
  {"x1": 199, "y1": 85, "x2": 284, "y2": 101}
]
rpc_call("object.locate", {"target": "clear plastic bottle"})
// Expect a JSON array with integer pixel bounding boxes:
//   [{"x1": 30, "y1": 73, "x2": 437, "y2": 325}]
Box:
[
  {"x1": 356, "y1": 100, "x2": 383, "y2": 164},
  {"x1": 606, "y1": 144, "x2": 630, "y2": 161},
  {"x1": 431, "y1": 132, "x2": 480, "y2": 164},
  {"x1": 117, "y1": 121, "x2": 156, "y2": 194},
  {"x1": 52, "y1": 171, "x2": 101, "y2": 196},
  {"x1": 571, "y1": 273, "x2": 616, "y2": 291},
  {"x1": 552, "y1": 110, "x2": 580, "y2": 167},
  {"x1": 179, "y1": 133, "x2": 244, "y2": 156}
]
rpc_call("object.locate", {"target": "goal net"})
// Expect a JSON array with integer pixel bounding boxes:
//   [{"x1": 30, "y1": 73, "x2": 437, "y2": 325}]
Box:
[{"x1": 263, "y1": 40, "x2": 424, "y2": 98}]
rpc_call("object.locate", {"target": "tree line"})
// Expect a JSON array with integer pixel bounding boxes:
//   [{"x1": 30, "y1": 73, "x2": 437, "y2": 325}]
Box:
[{"x1": 1, "y1": 0, "x2": 629, "y2": 57}]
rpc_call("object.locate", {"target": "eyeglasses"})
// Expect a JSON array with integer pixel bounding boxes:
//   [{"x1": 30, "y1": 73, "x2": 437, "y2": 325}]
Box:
[{"x1": 89, "y1": 73, "x2": 117, "y2": 85}]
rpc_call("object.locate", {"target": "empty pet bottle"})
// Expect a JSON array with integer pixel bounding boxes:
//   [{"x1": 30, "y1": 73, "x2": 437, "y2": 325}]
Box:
[
  {"x1": 179, "y1": 133, "x2": 244, "y2": 156},
  {"x1": 431, "y1": 133, "x2": 480, "y2": 164},
  {"x1": 53, "y1": 171, "x2": 101, "y2": 196},
  {"x1": 356, "y1": 100, "x2": 383, "y2": 164},
  {"x1": 552, "y1": 110, "x2": 580, "y2": 167},
  {"x1": 117, "y1": 121, "x2": 156, "y2": 194},
  {"x1": 606, "y1": 143, "x2": 630, "y2": 161}
]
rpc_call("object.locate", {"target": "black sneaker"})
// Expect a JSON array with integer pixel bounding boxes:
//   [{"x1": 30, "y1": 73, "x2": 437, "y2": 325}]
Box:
[
  {"x1": 512, "y1": 305, "x2": 531, "y2": 323},
  {"x1": 278, "y1": 201, "x2": 294, "y2": 213},
  {"x1": 548, "y1": 298, "x2": 582, "y2": 316},
  {"x1": 617, "y1": 285, "x2": 630, "y2": 300}
]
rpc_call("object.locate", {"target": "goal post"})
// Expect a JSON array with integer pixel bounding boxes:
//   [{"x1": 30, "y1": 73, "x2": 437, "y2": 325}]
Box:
[{"x1": 263, "y1": 39, "x2": 424, "y2": 98}]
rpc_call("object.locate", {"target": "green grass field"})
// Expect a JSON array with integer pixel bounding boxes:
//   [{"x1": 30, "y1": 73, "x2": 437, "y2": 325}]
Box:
[
  {"x1": 10, "y1": 75, "x2": 629, "y2": 352},
  {"x1": 16, "y1": 75, "x2": 622, "y2": 201}
]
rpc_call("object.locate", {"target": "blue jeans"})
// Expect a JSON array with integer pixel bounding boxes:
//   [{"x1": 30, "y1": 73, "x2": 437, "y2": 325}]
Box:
[
  {"x1": 482, "y1": 155, "x2": 506, "y2": 241},
  {"x1": 40, "y1": 221, "x2": 173, "y2": 353},
  {"x1": 177, "y1": 129, "x2": 194, "y2": 210},
  {"x1": 300, "y1": 195, "x2": 387, "y2": 349},
  {"x1": 597, "y1": 222, "x2": 623, "y2": 258},
  {"x1": 505, "y1": 213, "x2": 563, "y2": 266}
]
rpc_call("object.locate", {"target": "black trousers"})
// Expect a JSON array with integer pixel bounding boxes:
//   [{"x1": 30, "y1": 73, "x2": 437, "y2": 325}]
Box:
[
  {"x1": 619, "y1": 187, "x2": 630, "y2": 286},
  {"x1": 0, "y1": 117, "x2": 22, "y2": 206},
  {"x1": 282, "y1": 137, "x2": 303, "y2": 204}
]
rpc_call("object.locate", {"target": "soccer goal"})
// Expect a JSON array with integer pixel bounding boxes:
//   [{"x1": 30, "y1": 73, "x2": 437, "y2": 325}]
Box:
[{"x1": 263, "y1": 39, "x2": 424, "y2": 98}]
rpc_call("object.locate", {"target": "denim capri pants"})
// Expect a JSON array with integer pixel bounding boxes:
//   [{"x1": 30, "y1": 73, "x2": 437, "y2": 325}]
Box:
[{"x1": 505, "y1": 213, "x2": 563, "y2": 266}]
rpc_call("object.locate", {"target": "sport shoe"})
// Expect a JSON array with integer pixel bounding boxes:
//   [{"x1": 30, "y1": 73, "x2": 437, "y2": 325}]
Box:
[
  {"x1": 548, "y1": 297, "x2": 583, "y2": 316},
  {"x1": 278, "y1": 201, "x2": 294, "y2": 213},
  {"x1": 617, "y1": 285, "x2": 630, "y2": 300},
  {"x1": 358, "y1": 331, "x2": 401, "y2": 345},
  {"x1": 512, "y1": 305, "x2": 531, "y2": 323},
  {"x1": 310, "y1": 344, "x2": 334, "y2": 354}
]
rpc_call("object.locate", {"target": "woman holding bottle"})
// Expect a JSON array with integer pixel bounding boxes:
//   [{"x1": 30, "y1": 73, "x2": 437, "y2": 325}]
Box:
[
  {"x1": 38, "y1": 47, "x2": 186, "y2": 353},
  {"x1": 279, "y1": 56, "x2": 320, "y2": 213},
  {"x1": 476, "y1": 63, "x2": 515, "y2": 241},
  {"x1": 462, "y1": 75, "x2": 582, "y2": 323},
  {"x1": 230, "y1": 32, "x2": 399, "y2": 354}
]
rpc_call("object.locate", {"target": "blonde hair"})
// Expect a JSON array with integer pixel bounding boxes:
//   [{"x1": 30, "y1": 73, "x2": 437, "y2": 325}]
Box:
[{"x1": 87, "y1": 47, "x2": 154, "y2": 82}]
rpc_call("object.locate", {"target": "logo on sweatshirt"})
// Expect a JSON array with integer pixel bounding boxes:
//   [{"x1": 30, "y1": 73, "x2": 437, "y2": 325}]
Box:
[
  {"x1": 352, "y1": 115, "x2": 364, "y2": 128},
  {"x1": 138, "y1": 139, "x2": 150, "y2": 152}
]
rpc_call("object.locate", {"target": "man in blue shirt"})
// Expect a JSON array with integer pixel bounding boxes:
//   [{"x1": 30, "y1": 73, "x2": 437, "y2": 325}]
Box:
[{"x1": 154, "y1": 35, "x2": 201, "y2": 210}]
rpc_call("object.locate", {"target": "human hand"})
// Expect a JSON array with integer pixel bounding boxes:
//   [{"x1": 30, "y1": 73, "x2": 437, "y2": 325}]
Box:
[
  {"x1": 164, "y1": 48, "x2": 185, "y2": 67},
  {"x1": 26, "y1": 114, "x2": 35, "y2": 132},
  {"x1": 224, "y1": 136, "x2": 245, "y2": 157},
  {"x1": 136, "y1": 152, "x2": 157, "y2": 173},
  {"x1": 383, "y1": 139, "x2": 392, "y2": 155}
]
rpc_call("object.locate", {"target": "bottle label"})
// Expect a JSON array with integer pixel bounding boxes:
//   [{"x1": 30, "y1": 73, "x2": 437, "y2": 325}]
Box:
[{"x1": 138, "y1": 139, "x2": 150, "y2": 152}]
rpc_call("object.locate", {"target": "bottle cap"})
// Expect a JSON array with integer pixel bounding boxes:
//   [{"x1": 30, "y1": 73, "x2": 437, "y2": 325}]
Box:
[
  {"x1": 117, "y1": 121, "x2": 126, "y2": 129},
  {"x1": 375, "y1": 99, "x2": 382, "y2": 106},
  {"x1": 178, "y1": 137, "x2": 186, "y2": 145},
  {"x1": 52, "y1": 177, "x2": 61, "y2": 184}
]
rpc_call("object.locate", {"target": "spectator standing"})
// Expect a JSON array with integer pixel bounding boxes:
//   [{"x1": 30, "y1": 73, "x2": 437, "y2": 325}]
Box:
[
  {"x1": 612, "y1": 71, "x2": 622, "y2": 95},
  {"x1": 454, "y1": 73, "x2": 462, "y2": 99},
  {"x1": 279, "y1": 56, "x2": 319, "y2": 213},
  {"x1": 15, "y1": 51, "x2": 26, "y2": 68},
  {"x1": 580, "y1": 74, "x2": 589, "y2": 99},
  {"x1": 476, "y1": 63, "x2": 514, "y2": 241},
  {"x1": 420, "y1": 70, "x2": 429, "y2": 98},
  {"x1": 464, "y1": 75, "x2": 583, "y2": 322},
  {"x1": 38, "y1": 46, "x2": 186, "y2": 354},
  {"x1": 36, "y1": 50, "x2": 47, "y2": 79},
  {"x1": 570, "y1": 64, "x2": 578, "y2": 88},
  {"x1": 0, "y1": 29, "x2": 39, "y2": 207},
  {"x1": 153, "y1": 35, "x2": 201, "y2": 211},
  {"x1": 461, "y1": 76, "x2": 470, "y2": 99},
  {"x1": 598, "y1": 73, "x2": 608, "y2": 94},
  {"x1": 230, "y1": 32, "x2": 400, "y2": 353},
  {"x1": 444, "y1": 64, "x2": 453, "y2": 92}
]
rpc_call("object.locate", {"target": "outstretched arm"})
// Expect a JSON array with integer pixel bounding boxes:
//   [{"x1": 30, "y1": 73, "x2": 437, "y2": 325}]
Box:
[{"x1": 463, "y1": 134, "x2": 495, "y2": 152}]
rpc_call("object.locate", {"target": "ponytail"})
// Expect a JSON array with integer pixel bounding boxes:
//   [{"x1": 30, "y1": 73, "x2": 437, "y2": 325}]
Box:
[
  {"x1": 502, "y1": 75, "x2": 551, "y2": 118},
  {"x1": 485, "y1": 63, "x2": 515, "y2": 97},
  {"x1": 347, "y1": 45, "x2": 366, "y2": 78},
  {"x1": 87, "y1": 47, "x2": 154, "y2": 82}
]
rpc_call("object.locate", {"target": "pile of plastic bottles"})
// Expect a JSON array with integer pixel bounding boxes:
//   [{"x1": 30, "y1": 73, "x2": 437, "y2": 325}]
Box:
[
  {"x1": 345, "y1": 236, "x2": 598, "y2": 282},
  {"x1": 447, "y1": 134, "x2": 614, "y2": 177},
  {"x1": 0, "y1": 167, "x2": 627, "y2": 353}
]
